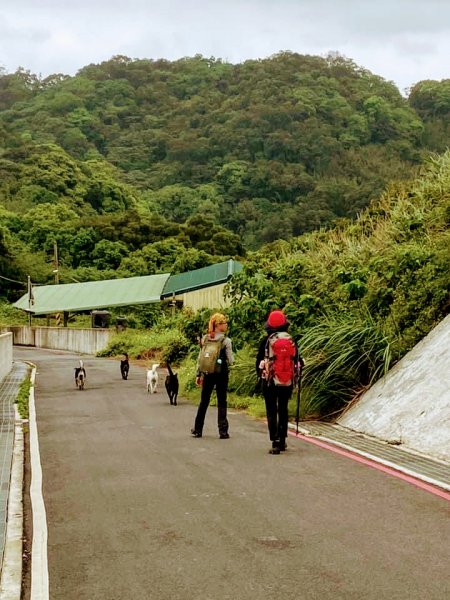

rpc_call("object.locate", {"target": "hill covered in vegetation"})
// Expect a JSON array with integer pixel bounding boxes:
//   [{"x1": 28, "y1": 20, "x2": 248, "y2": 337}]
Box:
[
  {"x1": 224, "y1": 151, "x2": 450, "y2": 416},
  {"x1": 1, "y1": 53, "x2": 449, "y2": 301},
  {"x1": 93, "y1": 153, "x2": 449, "y2": 419}
]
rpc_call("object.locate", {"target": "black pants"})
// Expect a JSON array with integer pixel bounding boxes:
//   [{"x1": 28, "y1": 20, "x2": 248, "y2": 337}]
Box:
[
  {"x1": 194, "y1": 372, "x2": 229, "y2": 435},
  {"x1": 263, "y1": 383, "x2": 292, "y2": 448}
]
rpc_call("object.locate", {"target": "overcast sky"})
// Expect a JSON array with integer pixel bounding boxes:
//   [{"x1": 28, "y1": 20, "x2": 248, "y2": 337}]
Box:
[{"x1": 1, "y1": 0, "x2": 449, "y2": 93}]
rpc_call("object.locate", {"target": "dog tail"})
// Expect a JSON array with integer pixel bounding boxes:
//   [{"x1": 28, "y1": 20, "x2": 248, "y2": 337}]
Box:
[
  {"x1": 166, "y1": 362, "x2": 174, "y2": 376},
  {"x1": 79, "y1": 359, "x2": 84, "y2": 369}
]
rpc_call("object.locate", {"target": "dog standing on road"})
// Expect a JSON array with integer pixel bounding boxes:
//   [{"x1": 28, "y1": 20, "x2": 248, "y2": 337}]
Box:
[
  {"x1": 74, "y1": 359, "x2": 86, "y2": 390},
  {"x1": 146, "y1": 364, "x2": 160, "y2": 393},
  {"x1": 165, "y1": 362, "x2": 179, "y2": 406},
  {"x1": 120, "y1": 354, "x2": 130, "y2": 380}
]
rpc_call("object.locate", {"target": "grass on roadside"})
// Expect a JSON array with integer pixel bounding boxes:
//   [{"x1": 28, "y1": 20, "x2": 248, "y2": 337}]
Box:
[{"x1": 15, "y1": 376, "x2": 31, "y2": 419}]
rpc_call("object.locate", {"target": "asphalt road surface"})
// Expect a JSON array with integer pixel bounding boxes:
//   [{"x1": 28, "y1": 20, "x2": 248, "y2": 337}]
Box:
[{"x1": 15, "y1": 347, "x2": 450, "y2": 600}]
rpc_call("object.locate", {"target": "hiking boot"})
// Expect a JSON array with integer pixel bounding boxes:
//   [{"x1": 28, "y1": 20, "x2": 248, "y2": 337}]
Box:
[
  {"x1": 191, "y1": 429, "x2": 202, "y2": 438},
  {"x1": 269, "y1": 441, "x2": 280, "y2": 455},
  {"x1": 219, "y1": 432, "x2": 230, "y2": 439}
]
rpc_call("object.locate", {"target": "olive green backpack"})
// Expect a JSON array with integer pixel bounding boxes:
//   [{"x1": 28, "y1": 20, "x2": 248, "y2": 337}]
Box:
[{"x1": 198, "y1": 336, "x2": 225, "y2": 374}]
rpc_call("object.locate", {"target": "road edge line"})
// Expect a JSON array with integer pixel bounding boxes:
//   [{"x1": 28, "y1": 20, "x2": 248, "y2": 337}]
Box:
[{"x1": 28, "y1": 365, "x2": 49, "y2": 600}]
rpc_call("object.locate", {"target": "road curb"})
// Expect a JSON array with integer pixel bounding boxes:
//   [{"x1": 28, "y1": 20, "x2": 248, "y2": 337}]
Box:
[{"x1": 288, "y1": 424, "x2": 450, "y2": 500}]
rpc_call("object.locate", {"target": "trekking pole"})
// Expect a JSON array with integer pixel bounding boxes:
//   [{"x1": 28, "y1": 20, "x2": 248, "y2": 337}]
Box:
[{"x1": 295, "y1": 368, "x2": 303, "y2": 435}]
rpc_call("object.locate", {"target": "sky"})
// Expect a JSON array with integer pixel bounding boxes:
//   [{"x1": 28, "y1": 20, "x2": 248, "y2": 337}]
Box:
[{"x1": 0, "y1": 0, "x2": 449, "y2": 94}]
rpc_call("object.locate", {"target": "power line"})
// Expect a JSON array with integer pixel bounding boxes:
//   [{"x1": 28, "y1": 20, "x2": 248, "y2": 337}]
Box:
[
  {"x1": 0, "y1": 274, "x2": 27, "y2": 285},
  {"x1": 0, "y1": 274, "x2": 46, "y2": 286}
]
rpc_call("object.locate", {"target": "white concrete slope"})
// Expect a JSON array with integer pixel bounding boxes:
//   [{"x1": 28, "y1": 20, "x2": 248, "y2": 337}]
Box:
[{"x1": 338, "y1": 314, "x2": 450, "y2": 463}]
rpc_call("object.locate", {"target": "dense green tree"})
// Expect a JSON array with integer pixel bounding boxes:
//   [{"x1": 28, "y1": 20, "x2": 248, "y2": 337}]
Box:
[
  {"x1": 91, "y1": 239, "x2": 129, "y2": 269},
  {"x1": 408, "y1": 79, "x2": 450, "y2": 152}
]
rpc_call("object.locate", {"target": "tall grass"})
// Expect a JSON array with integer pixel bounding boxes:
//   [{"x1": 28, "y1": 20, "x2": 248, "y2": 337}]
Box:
[{"x1": 298, "y1": 311, "x2": 393, "y2": 418}]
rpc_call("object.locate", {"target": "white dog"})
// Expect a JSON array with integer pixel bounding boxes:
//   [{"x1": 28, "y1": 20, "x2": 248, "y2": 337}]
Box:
[{"x1": 146, "y1": 364, "x2": 160, "y2": 393}]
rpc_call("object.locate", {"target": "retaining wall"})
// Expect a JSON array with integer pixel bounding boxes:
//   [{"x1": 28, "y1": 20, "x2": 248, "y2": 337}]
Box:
[
  {"x1": 1, "y1": 326, "x2": 112, "y2": 355},
  {"x1": 338, "y1": 314, "x2": 450, "y2": 462},
  {"x1": 0, "y1": 332, "x2": 13, "y2": 381}
]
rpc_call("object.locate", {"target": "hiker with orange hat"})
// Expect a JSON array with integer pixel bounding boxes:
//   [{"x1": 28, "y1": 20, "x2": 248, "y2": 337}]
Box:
[
  {"x1": 256, "y1": 310, "x2": 303, "y2": 454},
  {"x1": 191, "y1": 313, "x2": 234, "y2": 439}
]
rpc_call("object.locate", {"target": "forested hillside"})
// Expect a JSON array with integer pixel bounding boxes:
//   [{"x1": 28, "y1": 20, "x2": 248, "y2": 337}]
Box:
[
  {"x1": 0, "y1": 52, "x2": 449, "y2": 302},
  {"x1": 94, "y1": 152, "x2": 449, "y2": 418}
]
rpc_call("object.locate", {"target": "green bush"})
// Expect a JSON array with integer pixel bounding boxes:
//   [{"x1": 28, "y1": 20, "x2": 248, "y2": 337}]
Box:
[
  {"x1": 0, "y1": 302, "x2": 28, "y2": 326},
  {"x1": 97, "y1": 327, "x2": 191, "y2": 363},
  {"x1": 161, "y1": 335, "x2": 191, "y2": 364}
]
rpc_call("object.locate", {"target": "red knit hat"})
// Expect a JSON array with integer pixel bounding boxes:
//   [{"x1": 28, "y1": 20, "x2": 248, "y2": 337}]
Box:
[{"x1": 267, "y1": 310, "x2": 288, "y2": 328}]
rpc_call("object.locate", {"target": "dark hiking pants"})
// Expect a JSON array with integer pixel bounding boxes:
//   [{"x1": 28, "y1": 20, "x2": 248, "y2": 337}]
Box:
[
  {"x1": 194, "y1": 372, "x2": 229, "y2": 435},
  {"x1": 263, "y1": 383, "x2": 292, "y2": 448}
]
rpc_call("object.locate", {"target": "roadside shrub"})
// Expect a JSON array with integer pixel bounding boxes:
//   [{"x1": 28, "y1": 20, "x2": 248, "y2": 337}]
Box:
[
  {"x1": 161, "y1": 335, "x2": 191, "y2": 364},
  {"x1": 97, "y1": 330, "x2": 151, "y2": 357},
  {"x1": 0, "y1": 302, "x2": 27, "y2": 326}
]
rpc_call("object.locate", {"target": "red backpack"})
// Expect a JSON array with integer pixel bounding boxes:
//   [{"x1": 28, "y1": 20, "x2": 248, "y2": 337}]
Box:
[{"x1": 265, "y1": 332, "x2": 296, "y2": 386}]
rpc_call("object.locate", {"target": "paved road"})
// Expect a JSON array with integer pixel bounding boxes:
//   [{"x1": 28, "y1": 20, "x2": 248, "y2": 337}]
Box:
[{"x1": 15, "y1": 347, "x2": 450, "y2": 600}]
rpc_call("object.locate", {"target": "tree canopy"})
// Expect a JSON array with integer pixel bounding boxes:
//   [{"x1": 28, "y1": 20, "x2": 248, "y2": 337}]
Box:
[{"x1": 0, "y1": 52, "x2": 448, "y2": 298}]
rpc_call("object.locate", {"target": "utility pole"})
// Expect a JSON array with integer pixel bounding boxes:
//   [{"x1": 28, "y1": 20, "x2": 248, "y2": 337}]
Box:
[
  {"x1": 53, "y1": 240, "x2": 61, "y2": 327},
  {"x1": 53, "y1": 241, "x2": 59, "y2": 284},
  {"x1": 27, "y1": 275, "x2": 34, "y2": 326}
]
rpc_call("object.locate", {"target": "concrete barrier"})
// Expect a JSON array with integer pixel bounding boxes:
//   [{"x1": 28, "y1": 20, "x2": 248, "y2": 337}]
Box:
[
  {"x1": 1, "y1": 326, "x2": 113, "y2": 355},
  {"x1": 0, "y1": 332, "x2": 13, "y2": 381}
]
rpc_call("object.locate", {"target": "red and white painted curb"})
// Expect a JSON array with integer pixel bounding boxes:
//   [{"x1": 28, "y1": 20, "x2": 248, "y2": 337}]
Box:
[{"x1": 288, "y1": 428, "x2": 450, "y2": 502}]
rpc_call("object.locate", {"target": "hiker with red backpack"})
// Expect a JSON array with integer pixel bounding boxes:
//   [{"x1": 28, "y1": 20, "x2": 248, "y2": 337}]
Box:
[
  {"x1": 256, "y1": 310, "x2": 304, "y2": 455},
  {"x1": 191, "y1": 313, "x2": 234, "y2": 439}
]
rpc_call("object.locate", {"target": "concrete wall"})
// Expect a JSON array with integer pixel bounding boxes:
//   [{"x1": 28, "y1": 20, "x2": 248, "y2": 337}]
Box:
[
  {"x1": 338, "y1": 315, "x2": 450, "y2": 462},
  {"x1": 2, "y1": 326, "x2": 112, "y2": 355},
  {"x1": 0, "y1": 332, "x2": 13, "y2": 381}
]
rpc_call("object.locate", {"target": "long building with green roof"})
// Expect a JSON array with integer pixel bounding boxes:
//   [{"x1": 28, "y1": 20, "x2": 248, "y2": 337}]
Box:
[{"x1": 13, "y1": 260, "x2": 243, "y2": 318}]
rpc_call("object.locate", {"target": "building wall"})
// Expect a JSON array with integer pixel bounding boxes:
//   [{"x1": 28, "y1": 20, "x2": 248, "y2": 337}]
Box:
[
  {"x1": 0, "y1": 333, "x2": 13, "y2": 381},
  {"x1": 174, "y1": 283, "x2": 229, "y2": 312},
  {"x1": 2, "y1": 326, "x2": 112, "y2": 355}
]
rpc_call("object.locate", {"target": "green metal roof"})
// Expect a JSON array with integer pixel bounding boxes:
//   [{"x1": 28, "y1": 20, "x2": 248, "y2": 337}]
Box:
[
  {"x1": 161, "y1": 259, "x2": 242, "y2": 298},
  {"x1": 14, "y1": 273, "x2": 170, "y2": 315}
]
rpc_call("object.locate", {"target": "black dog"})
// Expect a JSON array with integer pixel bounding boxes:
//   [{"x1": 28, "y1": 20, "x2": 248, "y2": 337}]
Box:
[
  {"x1": 165, "y1": 362, "x2": 179, "y2": 406},
  {"x1": 120, "y1": 354, "x2": 130, "y2": 380},
  {"x1": 74, "y1": 359, "x2": 86, "y2": 390}
]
